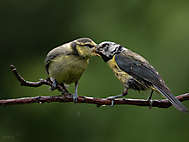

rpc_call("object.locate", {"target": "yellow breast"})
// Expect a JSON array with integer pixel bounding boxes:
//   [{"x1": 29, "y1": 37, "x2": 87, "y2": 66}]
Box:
[
  {"x1": 48, "y1": 55, "x2": 89, "y2": 84},
  {"x1": 107, "y1": 55, "x2": 132, "y2": 85}
]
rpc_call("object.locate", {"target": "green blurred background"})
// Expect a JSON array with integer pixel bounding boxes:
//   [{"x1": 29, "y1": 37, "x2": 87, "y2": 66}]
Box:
[{"x1": 1, "y1": 0, "x2": 189, "y2": 142}]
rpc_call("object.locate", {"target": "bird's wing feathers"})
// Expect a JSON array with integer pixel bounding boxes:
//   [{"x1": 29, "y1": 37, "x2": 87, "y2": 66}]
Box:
[
  {"x1": 115, "y1": 51, "x2": 188, "y2": 112},
  {"x1": 45, "y1": 43, "x2": 73, "y2": 74},
  {"x1": 115, "y1": 51, "x2": 161, "y2": 86}
]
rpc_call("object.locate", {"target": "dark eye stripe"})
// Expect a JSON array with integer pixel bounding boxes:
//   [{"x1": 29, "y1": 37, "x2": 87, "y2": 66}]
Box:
[
  {"x1": 85, "y1": 44, "x2": 94, "y2": 48},
  {"x1": 104, "y1": 46, "x2": 109, "y2": 52},
  {"x1": 80, "y1": 44, "x2": 94, "y2": 48},
  {"x1": 118, "y1": 46, "x2": 122, "y2": 51},
  {"x1": 102, "y1": 43, "x2": 109, "y2": 48}
]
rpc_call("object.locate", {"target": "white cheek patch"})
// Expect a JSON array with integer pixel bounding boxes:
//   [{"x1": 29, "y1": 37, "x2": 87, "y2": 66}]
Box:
[
  {"x1": 99, "y1": 41, "x2": 124, "y2": 57},
  {"x1": 109, "y1": 46, "x2": 116, "y2": 53},
  {"x1": 122, "y1": 48, "x2": 128, "y2": 52}
]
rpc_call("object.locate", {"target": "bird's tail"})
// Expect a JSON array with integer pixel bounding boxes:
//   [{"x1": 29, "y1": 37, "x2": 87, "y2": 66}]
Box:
[{"x1": 153, "y1": 84, "x2": 188, "y2": 112}]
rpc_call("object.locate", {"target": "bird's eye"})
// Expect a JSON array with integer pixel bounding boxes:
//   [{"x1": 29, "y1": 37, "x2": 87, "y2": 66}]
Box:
[
  {"x1": 84, "y1": 44, "x2": 94, "y2": 48},
  {"x1": 102, "y1": 43, "x2": 109, "y2": 48}
]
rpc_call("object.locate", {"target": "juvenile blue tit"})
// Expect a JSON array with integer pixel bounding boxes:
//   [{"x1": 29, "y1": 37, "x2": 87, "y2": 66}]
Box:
[
  {"x1": 96, "y1": 41, "x2": 188, "y2": 112},
  {"x1": 45, "y1": 38, "x2": 97, "y2": 102}
]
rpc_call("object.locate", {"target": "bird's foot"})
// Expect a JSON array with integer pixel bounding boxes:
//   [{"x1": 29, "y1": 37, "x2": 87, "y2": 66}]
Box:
[
  {"x1": 147, "y1": 90, "x2": 153, "y2": 109},
  {"x1": 106, "y1": 95, "x2": 123, "y2": 100},
  {"x1": 72, "y1": 94, "x2": 78, "y2": 103},
  {"x1": 147, "y1": 97, "x2": 153, "y2": 109},
  {"x1": 106, "y1": 94, "x2": 126, "y2": 106},
  {"x1": 106, "y1": 96, "x2": 117, "y2": 107}
]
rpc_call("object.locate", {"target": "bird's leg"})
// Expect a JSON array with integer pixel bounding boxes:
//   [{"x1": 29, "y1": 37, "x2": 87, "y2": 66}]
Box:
[
  {"x1": 107, "y1": 88, "x2": 128, "y2": 106},
  {"x1": 123, "y1": 88, "x2": 128, "y2": 96},
  {"x1": 107, "y1": 88, "x2": 128, "y2": 99},
  {"x1": 147, "y1": 90, "x2": 153, "y2": 101},
  {"x1": 147, "y1": 90, "x2": 154, "y2": 109},
  {"x1": 73, "y1": 81, "x2": 79, "y2": 103}
]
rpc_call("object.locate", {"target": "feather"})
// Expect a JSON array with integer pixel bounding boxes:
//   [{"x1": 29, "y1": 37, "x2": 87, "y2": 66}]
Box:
[{"x1": 115, "y1": 51, "x2": 188, "y2": 112}]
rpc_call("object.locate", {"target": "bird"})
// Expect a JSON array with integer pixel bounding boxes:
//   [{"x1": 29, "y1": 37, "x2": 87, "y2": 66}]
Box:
[
  {"x1": 45, "y1": 38, "x2": 97, "y2": 102},
  {"x1": 95, "y1": 41, "x2": 188, "y2": 112}
]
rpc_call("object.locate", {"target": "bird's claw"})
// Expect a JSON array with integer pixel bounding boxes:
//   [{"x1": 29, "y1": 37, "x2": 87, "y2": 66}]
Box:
[
  {"x1": 73, "y1": 94, "x2": 78, "y2": 103},
  {"x1": 147, "y1": 98, "x2": 153, "y2": 109},
  {"x1": 110, "y1": 99, "x2": 114, "y2": 106},
  {"x1": 106, "y1": 97, "x2": 115, "y2": 107}
]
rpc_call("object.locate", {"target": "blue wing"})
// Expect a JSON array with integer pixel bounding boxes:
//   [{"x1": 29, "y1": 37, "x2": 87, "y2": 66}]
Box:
[{"x1": 115, "y1": 52, "x2": 188, "y2": 112}]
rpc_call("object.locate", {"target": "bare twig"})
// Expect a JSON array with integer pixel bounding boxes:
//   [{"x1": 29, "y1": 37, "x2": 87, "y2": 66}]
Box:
[
  {"x1": 0, "y1": 93, "x2": 189, "y2": 108},
  {"x1": 10, "y1": 65, "x2": 67, "y2": 93},
  {"x1": 1, "y1": 65, "x2": 188, "y2": 109}
]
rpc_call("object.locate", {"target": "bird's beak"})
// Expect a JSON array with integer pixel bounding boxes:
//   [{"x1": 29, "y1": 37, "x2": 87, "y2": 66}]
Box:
[{"x1": 91, "y1": 45, "x2": 101, "y2": 56}]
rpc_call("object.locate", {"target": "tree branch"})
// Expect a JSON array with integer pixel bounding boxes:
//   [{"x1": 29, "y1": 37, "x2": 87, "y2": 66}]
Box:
[{"x1": 1, "y1": 65, "x2": 188, "y2": 109}]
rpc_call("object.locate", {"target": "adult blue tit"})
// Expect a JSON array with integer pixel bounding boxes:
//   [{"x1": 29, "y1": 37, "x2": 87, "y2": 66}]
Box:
[
  {"x1": 45, "y1": 38, "x2": 97, "y2": 102},
  {"x1": 96, "y1": 41, "x2": 188, "y2": 112}
]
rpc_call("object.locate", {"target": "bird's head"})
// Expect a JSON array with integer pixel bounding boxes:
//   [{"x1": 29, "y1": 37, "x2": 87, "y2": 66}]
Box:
[
  {"x1": 95, "y1": 41, "x2": 124, "y2": 62},
  {"x1": 71, "y1": 38, "x2": 98, "y2": 58}
]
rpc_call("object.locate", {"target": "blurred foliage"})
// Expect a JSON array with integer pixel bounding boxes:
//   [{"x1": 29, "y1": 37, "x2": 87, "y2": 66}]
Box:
[{"x1": 0, "y1": 0, "x2": 189, "y2": 142}]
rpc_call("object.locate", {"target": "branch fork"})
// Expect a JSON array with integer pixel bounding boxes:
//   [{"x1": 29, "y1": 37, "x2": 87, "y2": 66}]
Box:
[{"x1": 0, "y1": 65, "x2": 188, "y2": 110}]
